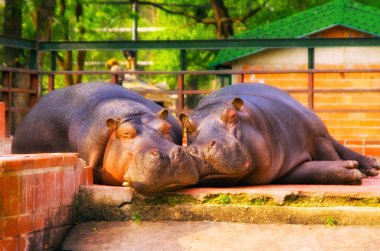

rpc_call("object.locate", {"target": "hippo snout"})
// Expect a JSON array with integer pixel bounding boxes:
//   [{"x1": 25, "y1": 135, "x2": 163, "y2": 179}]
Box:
[
  {"x1": 143, "y1": 149, "x2": 169, "y2": 168},
  {"x1": 170, "y1": 146, "x2": 185, "y2": 163},
  {"x1": 201, "y1": 139, "x2": 252, "y2": 177}
]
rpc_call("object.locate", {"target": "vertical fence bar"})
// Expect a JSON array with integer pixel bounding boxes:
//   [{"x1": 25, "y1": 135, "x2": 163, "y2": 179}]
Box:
[
  {"x1": 30, "y1": 73, "x2": 39, "y2": 106},
  {"x1": 111, "y1": 74, "x2": 118, "y2": 84},
  {"x1": 307, "y1": 48, "x2": 315, "y2": 110},
  {"x1": 177, "y1": 49, "x2": 186, "y2": 114},
  {"x1": 0, "y1": 102, "x2": 5, "y2": 138},
  {"x1": 48, "y1": 51, "x2": 57, "y2": 92},
  {"x1": 177, "y1": 74, "x2": 184, "y2": 115},
  {"x1": 6, "y1": 72, "x2": 12, "y2": 136}
]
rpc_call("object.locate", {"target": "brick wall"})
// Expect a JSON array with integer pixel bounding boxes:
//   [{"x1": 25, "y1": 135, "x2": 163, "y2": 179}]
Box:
[
  {"x1": 242, "y1": 64, "x2": 380, "y2": 146},
  {"x1": 0, "y1": 153, "x2": 93, "y2": 251}
]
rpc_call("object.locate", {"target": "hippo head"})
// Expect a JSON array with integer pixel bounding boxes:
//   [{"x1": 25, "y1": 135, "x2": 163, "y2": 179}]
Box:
[
  {"x1": 102, "y1": 109, "x2": 198, "y2": 194},
  {"x1": 180, "y1": 98, "x2": 252, "y2": 186}
]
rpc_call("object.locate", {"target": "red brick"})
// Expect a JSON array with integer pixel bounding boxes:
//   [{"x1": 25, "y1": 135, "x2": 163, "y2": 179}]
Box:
[
  {"x1": 20, "y1": 158, "x2": 35, "y2": 171},
  {"x1": 3, "y1": 238, "x2": 18, "y2": 251},
  {"x1": 3, "y1": 216, "x2": 19, "y2": 237},
  {"x1": 34, "y1": 156, "x2": 52, "y2": 168},
  {"x1": 0, "y1": 175, "x2": 19, "y2": 216},
  {"x1": 33, "y1": 211, "x2": 47, "y2": 231},
  {"x1": 33, "y1": 174, "x2": 41, "y2": 212},
  {"x1": 61, "y1": 154, "x2": 78, "y2": 166},
  {"x1": 52, "y1": 171, "x2": 62, "y2": 208},
  {"x1": 25, "y1": 175, "x2": 34, "y2": 213},
  {"x1": 48, "y1": 207, "x2": 74, "y2": 228},
  {"x1": 19, "y1": 176, "x2": 27, "y2": 214},
  {"x1": 2, "y1": 158, "x2": 21, "y2": 172},
  {"x1": 345, "y1": 139, "x2": 364, "y2": 145},
  {"x1": 0, "y1": 218, "x2": 3, "y2": 239},
  {"x1": 50, "y1": 155, "x2": 63, "y2": 167},
  {"x1": 365, "y1": 147, "x2": 380, "y2": 157},
  {"x1": 19, "y1": 214, "x2": 33, "y2": 235},
  {"x1": 347, "y1": 147, "x2": 364, "y2": 155},
  {"x1": 62, "y1": 170, "x2": 76, "y2": 206},
  {"x1": 41, "y1": 172, "x2": 55, "y2": 210},
  {"x1": 18, "y1": 236, "x2": 28, "y2": 251}
]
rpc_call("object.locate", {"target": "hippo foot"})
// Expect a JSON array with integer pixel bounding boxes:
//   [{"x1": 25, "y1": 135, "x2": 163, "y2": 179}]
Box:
[
  {"x1": 358, "y1": 158, "x2": 380, "y2": 177},
  {"x1": 276, "y1": 160, "x2": 366, "y2": 185}
]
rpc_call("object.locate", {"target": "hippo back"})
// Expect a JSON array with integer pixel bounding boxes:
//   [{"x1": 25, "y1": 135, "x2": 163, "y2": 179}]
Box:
[{"x1": 12, "y1": 83, "x2": 181, "y2": 153}]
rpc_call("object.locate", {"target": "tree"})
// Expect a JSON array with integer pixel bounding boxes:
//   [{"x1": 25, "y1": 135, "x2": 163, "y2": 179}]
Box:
[
  {"x1": 135, "y1": 0, "x2": 268, "y2": 39},
  {"x1": 3, "y1": 0, "x2": 29, "y2": 133}
]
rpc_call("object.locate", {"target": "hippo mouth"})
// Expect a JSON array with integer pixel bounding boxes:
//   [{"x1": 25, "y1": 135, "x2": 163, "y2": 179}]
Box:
[
  {"x1": 129, "y1": 147, "x2": 199, "y2": 194},
  {"x1": 184, "y1": 142, "x2": 252, "y2": 184}
]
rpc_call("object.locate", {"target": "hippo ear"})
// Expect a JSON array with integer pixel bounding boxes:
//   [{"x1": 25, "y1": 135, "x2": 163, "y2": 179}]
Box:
[
  {"x1": 179, "y1": 112, "x2": 188, "y2": 124},
  {"x1": 156, "y1": 109, "x2": 169, "y2": 120},
  {"x1": 179, "y1": 112, "x2": 197, "y2": 133},
  {"x1": 231, "y1": 97, "x2": 244, "y2": 110},
  {"x1": 106, "y1": 118, "x2": 120, "y2": 130}
]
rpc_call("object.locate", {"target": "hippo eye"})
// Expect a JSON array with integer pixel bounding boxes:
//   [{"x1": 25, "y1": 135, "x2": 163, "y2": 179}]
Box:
[{"x1": 120, "y1": 125, "x2": 137, "y2": 139}]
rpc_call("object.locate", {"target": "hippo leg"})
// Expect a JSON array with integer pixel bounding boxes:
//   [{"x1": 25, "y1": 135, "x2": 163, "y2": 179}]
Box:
[
  {"x1": 331, "y1": 139, "x2": 380, "y2": 177},
  {"x1": 314, "y1": 137, "x2": 341, "y2": 161},
  {"x1": 276, "y1": 160, "x2": 365, "y2": 185}
]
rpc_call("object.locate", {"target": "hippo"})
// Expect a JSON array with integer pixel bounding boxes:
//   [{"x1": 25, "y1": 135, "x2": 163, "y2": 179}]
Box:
[
  {"x1": 12, "y1": 82, "x2": 198, "y2": 194},
  {"x1": 180, "y1": 83, "x2": 379, "y2": 186}
]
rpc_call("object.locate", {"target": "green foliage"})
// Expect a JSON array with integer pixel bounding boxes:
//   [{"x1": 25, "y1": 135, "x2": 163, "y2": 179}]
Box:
[
  {"x1": 325, "y1": 216, "x2": 338, "y2": 226},
  {"x1": 4, "y1": 0, "x2": 380, "y2": 92},
  {"x1": 131, "y1": 211, "x2": 142, "y2": 223}
]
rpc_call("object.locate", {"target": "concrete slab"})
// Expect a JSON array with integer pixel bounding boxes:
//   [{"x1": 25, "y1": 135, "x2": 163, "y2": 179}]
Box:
[{"x1": 61, "y1": 221, "x2": 380, "y2": 251}]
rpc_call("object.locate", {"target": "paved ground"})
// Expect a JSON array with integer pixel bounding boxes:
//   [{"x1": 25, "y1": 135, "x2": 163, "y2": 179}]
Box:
[{"x1": 61, "y1": 221, "x2": 380, "y2": 251}]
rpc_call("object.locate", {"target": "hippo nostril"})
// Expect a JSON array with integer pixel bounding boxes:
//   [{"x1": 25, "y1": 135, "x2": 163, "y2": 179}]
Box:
[
  {"x1": 149, "y1": 149, "x2": 161, "y2": 158},
  {"x1": 209, "y1": 141, "x2": 216, "y2": 147},
  {"x1": 170, "y1": 146, "x2": 183, "y2": 160}
]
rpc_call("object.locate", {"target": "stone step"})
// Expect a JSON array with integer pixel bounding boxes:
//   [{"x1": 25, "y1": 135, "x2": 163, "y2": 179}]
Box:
[{"x1": 77, "y1": 175, "x2": 380, "y2": 225}]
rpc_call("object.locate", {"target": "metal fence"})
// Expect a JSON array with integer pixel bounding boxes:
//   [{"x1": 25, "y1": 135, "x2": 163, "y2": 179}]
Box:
[{"x1": 1, "y1": 35, "x2": 380, "y2": 136}]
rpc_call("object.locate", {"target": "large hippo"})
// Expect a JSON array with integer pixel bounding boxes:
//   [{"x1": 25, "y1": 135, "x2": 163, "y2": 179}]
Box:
[
  {"x1": 12, "y1": 83, "x2": 198, "y2": 194},
  {"x1": 180, "y1": 83, "x2": 379, "y2": 186}
]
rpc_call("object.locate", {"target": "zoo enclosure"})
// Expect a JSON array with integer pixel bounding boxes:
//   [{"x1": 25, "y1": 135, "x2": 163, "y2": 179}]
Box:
[{"x1": 1, "y1": 35, "x2": 380, "y2": 138}]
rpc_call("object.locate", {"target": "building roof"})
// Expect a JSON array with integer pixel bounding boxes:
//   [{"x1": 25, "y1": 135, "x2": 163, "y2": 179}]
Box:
[{"x1": 211, "y1": 0, "x2": 380, "y2": 67}]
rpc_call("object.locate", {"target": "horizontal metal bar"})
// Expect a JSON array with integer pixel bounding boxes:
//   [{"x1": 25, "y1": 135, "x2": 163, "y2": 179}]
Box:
[
  {"x1": 3, "y1": 65, "x2": 378, "y2": 75},
  {"x1": 314, "y1": 88, "x2": 380, "y2": 93},
  {"x1": 0, "y1": 87, "x2": 38, "y2": 94},
  {"x1": 183, "y1": 90, "x2": 212, "y2": 95},
  {"x1": 0, "y1": 35, "x2": 37, "y2": 49},
  {"x1": 315, "y1": 109, "x2": 380, "y2": 113},
  {"x1": 0, "y1": 66, "x2": 39, "y2": 74},
  {"x1": 33, "y1": 68, "x2": 380, "y2": 76},
  {"x1": 6, "y1": 107, "x2": 31, "y2": 112},
  {"x1": 38, "y1": 37, "x2": 380, "y2": 51}
]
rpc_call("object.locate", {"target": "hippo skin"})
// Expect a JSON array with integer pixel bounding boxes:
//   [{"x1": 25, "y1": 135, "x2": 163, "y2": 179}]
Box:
[
  {"x1": 12, "y1": 83, "x2": 198, "y2": 194},
  {"x1": 181, "y1": 83, "x2": 379, "y2": 186}
]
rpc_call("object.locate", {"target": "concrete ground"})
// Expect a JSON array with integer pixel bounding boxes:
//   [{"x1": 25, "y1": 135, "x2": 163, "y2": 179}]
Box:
[
  {"x1": 63, "y1": 171, "x2": 380, "y2": 251},
  {"x1": 61, "y1": 221, "x2": 380, "y2": 251}
]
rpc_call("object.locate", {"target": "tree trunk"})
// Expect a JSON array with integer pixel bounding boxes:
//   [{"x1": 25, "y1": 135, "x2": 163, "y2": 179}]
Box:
[
  {"x1": 35, "y1": 0, "x2": 57, "y2": 66},
  {"x1": 210, "y1": 0, "x2": 234, "y2": 39},
  {"x1": 74, "y1": 51, "x2": 87, "y2": 84},
  {"x1": 3, "y1": 0, "x2": 30, "y2": 134}
]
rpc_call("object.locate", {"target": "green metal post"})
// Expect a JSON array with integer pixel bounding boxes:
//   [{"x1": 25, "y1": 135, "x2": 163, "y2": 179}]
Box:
[
  {"x1": 48, "y1": 51, "x2": 57, "y2": 92},
  {"x1": 308, "y1": 48, "x2": 315, "y2": 110},
  {"x1": 29, "y1": 49, "x2": 38, "y2": 70}
]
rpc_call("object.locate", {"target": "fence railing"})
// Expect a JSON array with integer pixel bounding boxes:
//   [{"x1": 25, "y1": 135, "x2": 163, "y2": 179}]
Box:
[
  {"x1": 1, "y1": 35, "x2": 380, "y2": 136},
  {"x1": 1, "y1": 66, "x2": 380, "y2": 137}
]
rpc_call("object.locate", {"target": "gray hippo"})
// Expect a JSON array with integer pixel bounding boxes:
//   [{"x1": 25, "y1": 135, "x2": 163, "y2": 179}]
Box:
[
  {"x1": 12, "y1": 82, "x2": 198, "y2": 194},
  {"x1": 180, "y1": 83, "x2": 379, "y2": 186}
]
